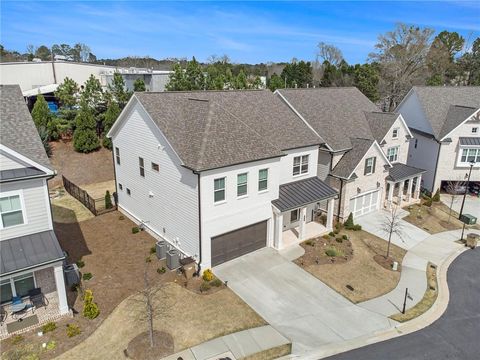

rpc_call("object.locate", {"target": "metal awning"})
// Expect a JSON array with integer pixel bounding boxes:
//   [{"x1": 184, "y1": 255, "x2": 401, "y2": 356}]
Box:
[
  {"x1": 459, "y1": 137, "x2": 480, "y2": 146},
  {"x1": 272, "y1": 177, "x2": 338, "y2": 212},
  {"x1": 387, "y1": 163, "x2": 426, "y2": 182},
  {"x1": 0, "y1": 231, "x2": 65, "y2": 277},
  {"x1": 0, "y1": 167, "x2": 46, "y2": 182}
]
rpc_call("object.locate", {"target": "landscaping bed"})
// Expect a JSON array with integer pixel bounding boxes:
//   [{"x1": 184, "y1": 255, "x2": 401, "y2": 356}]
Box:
[{"x1": 296, "y1": 227, "x2": 407, "y2": 303}]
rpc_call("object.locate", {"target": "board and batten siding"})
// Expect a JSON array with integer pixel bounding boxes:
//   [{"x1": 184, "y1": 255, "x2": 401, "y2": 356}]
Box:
[
  {"x1": 112, "y1": 101, "x2": 199, "y2": 259},
  {"x1": 0, "y1": 178, "x2": 52, "y2": 240}
]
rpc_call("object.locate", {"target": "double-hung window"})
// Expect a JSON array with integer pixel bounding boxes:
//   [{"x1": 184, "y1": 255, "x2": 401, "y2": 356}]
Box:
[
  {"x1": 293, "y1": 155, "x2": 309, "y2": 176},
  {"x1": 364, "y1": 157, "x2": 376, "y2": 175},
  {"x1": 237, "y1": 173, "x2": 248, "y2": 197},
  {"x1": 460, "y1": 148, "x2": 480, "y2": 164},
  {"x1": 258, "y1": 169, "x2": 268, "y2": 191},
  {"x1": 387, "y1": 146, "x2": 399, "y2": 162},
  {"x1": 214, "y1": 177, "x2": 226, "y2": 203},
  {"x1": 139, "y1": 157, "x2": 145, "y2": 177},
  {"x1": 392, "y1": 128, "x2": 399, "y2": 139},
  {"x1": 115, "y1": 147, "x2": 120, "y2": 165},
  {"x1": 0, "y1": 194, "x2": 24, "y2": 228}
]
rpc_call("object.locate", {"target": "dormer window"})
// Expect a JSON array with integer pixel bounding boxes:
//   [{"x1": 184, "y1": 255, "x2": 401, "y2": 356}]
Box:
[{"x1": 392, "y1": 128, "x2": 399, "y2": 139}]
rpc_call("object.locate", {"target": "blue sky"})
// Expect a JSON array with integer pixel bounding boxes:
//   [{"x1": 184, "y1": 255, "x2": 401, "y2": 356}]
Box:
[{"x1": 1, "y1": 1, "x2": 479, "y2": 64}]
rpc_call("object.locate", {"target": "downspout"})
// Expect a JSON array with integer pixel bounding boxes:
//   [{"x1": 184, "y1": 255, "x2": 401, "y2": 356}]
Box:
[
  {"x1": 111, "y1": 140, "x2": 119, "y2": 208},
  {"x1": 195, "y1": 172, "x2": 202, "y2": 276},
  {"x1": 431, "y1": 141, "x2": 442, "y2": 194},
  {"x1": 337, "y1": 178, "x2": 344, "y2": 221}
]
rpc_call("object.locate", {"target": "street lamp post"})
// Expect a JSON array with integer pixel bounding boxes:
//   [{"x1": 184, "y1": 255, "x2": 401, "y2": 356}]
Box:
[{"x1": 459, "y1": 161, "x2": 475, "y2": 241}]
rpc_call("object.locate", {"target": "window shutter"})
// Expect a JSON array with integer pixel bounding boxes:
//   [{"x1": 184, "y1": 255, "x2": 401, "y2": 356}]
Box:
[
  {"x1": 364, "y1": 159, "x2": 368, "y2": 175},
  {"x1": 372, "y1": 157, "x2": 376, "y2": 173}
]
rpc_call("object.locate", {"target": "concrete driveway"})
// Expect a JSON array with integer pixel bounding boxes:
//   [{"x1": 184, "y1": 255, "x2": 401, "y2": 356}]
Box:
[
  {"x1": 440, "y1": 194, "x2": 480, "y2": 219},
  {"x1": 214, "y1": 248, "x2": 395, "y2": 355},
  {"x1": 356, "y1": 209, "x2": 430, "y2": 250}
]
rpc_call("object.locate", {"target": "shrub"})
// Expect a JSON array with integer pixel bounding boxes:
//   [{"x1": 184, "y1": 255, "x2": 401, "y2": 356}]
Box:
[
  {"x1": 342, "y1": 234, "x2": 348, "y2": 240},
  {"x1": 10, "y1": 334, "x2": 24, "y2": 345},
  {"x1": 200, "y1": 281, "x2": 211, "y2": 292},
  {"x1": 344, "y1": 213, "x2": 354, "y2": 229},
  {"x1": 70, "y1": 283, "x2": 80, "y2": 292},
  {"x1": 119, "y1": 215, "x2": 125, "y2": 220},
  {"x1": 352, "y1": 224, "x2": 362, "y2": 231},
  {"x1": 305, "y1": 240, "x2": 315, "y2": 247},
  {"x1": 42, "y1": 322, "x2": 57, "y2": 333},
  {"x1": 150, "y1": 246, "x2": 156, "y2": 254},
  {"x1": 202, "y1": 269, "x2": 214, "y2": 282},
  {"x1": 328, "y1": 231, "x2": 335, "y2": 237},
  {"x1": 46, "y1": 340, "x2": 56, "y2": 351},
  {"x1": 82, "y1": 290, "x2": 100, "y2": 319},
  {"x1": 322, "y1": 234, "x2": 330, "y2": 240},
  {"x1": 319, "y1": 214, "x2": 327, "y2": 225},
  {"x1": 211, "y1": 278, "x2": 223, "y2": 287},
  {"x1": 157, "y1": 267, "x2": 166, "y2": 274},
  {"x1": 82, "y1": 272, "x2": 93, "y2": 281},
  {"x1": 334, "y1": 229, "x2": 340, "y2": 235},
  {"x1": 145, "y1": 256, "x2": 151, "y2": 263},
  {"x1": 432, "y1": 189, "x2": 440, "y2": 202},
  {"x1": 325, "y1": 248, "x2": 338, "y2": 257},
  {"x1": 105, "y1": 190, "x2": 113, "y2": 209},
  {"x1": 76, "y1": 259, "x2": 85, "y2": 268},
  {"x1": 336, "y1": 237, "x2": 343, "y2": 243},
  {"x1": 132, "y1": 226, "x2": 139, "y2": 234},
  {"x1": 335, "y1": 222, "x2": 343, "y2": 231},
  {"x1": 66, "y1": 324, "x2": 81, "y2": 337}
]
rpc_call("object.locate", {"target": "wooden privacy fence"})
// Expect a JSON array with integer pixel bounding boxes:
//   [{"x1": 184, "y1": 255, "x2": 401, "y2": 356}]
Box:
[{"x1": 62, "y1": 175, "x2": 116, "y2": 216}]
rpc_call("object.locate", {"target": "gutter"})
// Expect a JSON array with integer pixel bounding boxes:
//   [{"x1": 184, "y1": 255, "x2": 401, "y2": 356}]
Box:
[
  {"x1": 0, "y1": 172, "x2": 56, "y2": 184},
  {"x1": 1, "y1": 257, "x2": 65, "y2": 278}
]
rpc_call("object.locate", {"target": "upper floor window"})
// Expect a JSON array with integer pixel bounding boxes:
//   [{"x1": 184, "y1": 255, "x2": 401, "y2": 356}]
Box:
[
  {"x1": 392, "y1": 128, "x2": 399, "y2": 139},
  {"x1": 460, "y1": 148, "x2": 480, "y2": 164},
  {"x1": 139, "y1": 157, "x2": 145, "y2": 177},
  {"x1": 214, "y1": 177, "x2": 226, "y2": 203},
  {"x1": 258, "y1": 169, "x2": 268, "y2": 191},
  {"x1": 0, "y1": 194, "x2": 24, "y2": 228},
  {"x1": 473, "y1": 127, "x2": 478, "y2": 134},
  {"x1": 293, "y1": 155, "x2": 309, "y2": 176},
  {"x1": 364, "y1": 157, "x2": 376, "y2": 175},
  {"x1": 151, "y1": 162, "x2": 159, "y2": 172},
  {"x1": 387, "y1": 146, "x2": 399, "y2": 162},
  {"x1": 237, "y1": 173, "x2": 248, "y2": 197},
  {"x1": 115, "y1": 147, "x2": 120, "y2": 165}
]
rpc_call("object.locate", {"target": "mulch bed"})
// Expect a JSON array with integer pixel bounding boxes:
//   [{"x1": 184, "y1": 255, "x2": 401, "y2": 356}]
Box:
[
  {"x1": 294, "y1": 235, "x2": 354, "y2": 267},
  {"x1": 126, "y1": 330, "x2": 174, "y2": 360},
  {"x1": 373, "y1": 254, "x2": 400, "y2": 271}
]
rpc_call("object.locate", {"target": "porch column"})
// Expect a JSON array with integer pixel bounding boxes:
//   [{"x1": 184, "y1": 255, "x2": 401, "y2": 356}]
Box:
[
  {"x1": 414, "y1": 175, "x2": 422, "y2": 199},
  {"x1": 387, "y1": 181, "x2": 394, "y2": 210},
  {"x1": 298, "y1": 207, "x2": 307, "y2": 241},
  {"x1": 54, "y1": 264, "x2": 69, "y2": 315},
  {"x1": 398, "y1": 180, "x2": 405, "y2": 207},
  {"x1": 273, "y1": 211, "x2": 284, "y2": 249},
  {"x1": 326, "y1": 198, "x2": 334, "y2": 231},
  {"x1": 406, "y1": 178, "x2": 414, "y2": 202}
]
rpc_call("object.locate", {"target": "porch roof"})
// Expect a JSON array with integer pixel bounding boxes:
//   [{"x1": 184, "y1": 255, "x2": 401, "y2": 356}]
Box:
[
  {"x1": 0, "y1": 231, "x2": 65, "y2": 277},
  {"x1": 459, "y1": 137, "x2": 480, "y2": 146},
  {"x1": 387, "y1": 163, "x2": 426, "y2": 182},
  {"x1": 272, "y1": 176, "x2": 338, "y2": 212}
]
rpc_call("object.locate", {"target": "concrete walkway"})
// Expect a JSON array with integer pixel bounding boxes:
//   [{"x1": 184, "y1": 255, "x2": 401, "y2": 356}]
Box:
[
  {"x1": 440, "y1": 194, "x2": 480, "y2": 219},
  {"x1": 161, "y1": 325, "x2": 289, "y2": 360},
  {"x1": 214, "y1": 248, "x2": 395, "y2": 355},
  {"x1": 356, "y1": 209, "x2": 430, "y2": 250},
  {"x1": 358, "y1": 228, "x2": 480, "y2": 317}
]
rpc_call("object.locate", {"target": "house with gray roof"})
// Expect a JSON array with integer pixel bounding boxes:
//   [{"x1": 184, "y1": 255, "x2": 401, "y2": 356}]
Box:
[
  {"x1": 396, "y1": 86, "x2": 480, "y2": 192},
  {"x1": 107, "y1": 90, "x2": 338, "y2": 270},
  {"x1": 276, "y1": 87, "x2": 425, "y2": 221},
  {"x1": 0, "y1": 85, "x2": 69, "y2": 329}
]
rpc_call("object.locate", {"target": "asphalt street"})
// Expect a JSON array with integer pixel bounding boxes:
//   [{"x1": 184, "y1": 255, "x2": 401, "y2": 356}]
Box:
[{"x1": 325, "y1": 248, "x2": 480, "y2": 360}]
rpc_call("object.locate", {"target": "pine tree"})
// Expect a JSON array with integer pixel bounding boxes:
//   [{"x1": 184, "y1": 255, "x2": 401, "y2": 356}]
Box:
[
  {"x1": 344, "y1": 213, "x2": 354, "y2": 229},
  {"x1": 102, "y1": 101, "x2": 121, "y2": 149},
  {"x1": 73, "y1": 101, "x2": 100, "y2": 153},
  {"x1": 133, "y1": 78, "x2": 146, "y2": 92},
  {"x1": 108, "y1": 72, "x2": 132, "y2": 108},
  {"x1": 31, "y1": 94, "x2": 52, "y2": 129}
]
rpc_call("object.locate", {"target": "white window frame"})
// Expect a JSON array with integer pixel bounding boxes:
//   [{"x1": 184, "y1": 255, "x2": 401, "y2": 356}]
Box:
[
  {"x1": 293, "y1": 155, "x2": 309, "y2": 176},
  {"x1": 0, "y1": 190, "x2": 27, "y2": 229},
  {"x1": 115, "y1": 147, "x2": 120, "y2": 165},
  {"x1": 139, "y1": 157, "x2": 145, "y2": 177},
  {"x1": 214, "y1": 177, "x2": 226, "y2": 203},
  {"x1": 365, "y1": 157, "x2": 375, "y2": 175},
  {"x1": 472, "y1": 127, "x2": 478, "y2": 134},
  {"x1": 237, "y1": 172, "x2": 248, "y2": 198},
  {"x1": 387, "y1": 146, "x2": 399, "y2": 163},
  {"x1": 458, "y1": 147, "x2": 480, "y2": 167},
  {"x1": 392, "y1": 128, "x2": 399, "y2": 139},
  {"x1": 258, "y1": 169, "x2": 269, "y2": 192}
]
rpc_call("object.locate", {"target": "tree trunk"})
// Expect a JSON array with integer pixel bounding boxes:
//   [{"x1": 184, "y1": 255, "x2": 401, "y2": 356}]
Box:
[
  {"x1": 147, "y1": 296, "x2": 154, "y2": 348},
  {"x1": 386, "y1": 230, "x2": 392, "y2": 259}
]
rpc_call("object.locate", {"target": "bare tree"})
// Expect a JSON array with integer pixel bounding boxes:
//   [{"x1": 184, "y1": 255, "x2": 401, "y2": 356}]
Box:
[
  {"x1": 445, "y1": 180, "x2": 467, "y2": 223},
  {"x1": 380, "y1": 205, "x2": 404, "y2": 258},
  {"x1": 316, "y1": 42, "x2": 344, "y2": 66}
]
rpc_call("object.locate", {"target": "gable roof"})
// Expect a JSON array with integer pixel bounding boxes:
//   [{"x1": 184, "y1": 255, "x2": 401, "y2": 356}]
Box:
[
  {"x1": 364, "y1": 111, "x2": 399, "y2": 143},
  {"x1": 407, "y1": 86, "x2": 480, "y2": 140},
  {"x1": 0, "y1": 85, "x2": 52, "y2": 171},
  {"x1": 331, "y1": 138, "x2": 376, "y2": 179},
  {"x1": 130, "y1": 90, "x2": 323, "y2": 172}
]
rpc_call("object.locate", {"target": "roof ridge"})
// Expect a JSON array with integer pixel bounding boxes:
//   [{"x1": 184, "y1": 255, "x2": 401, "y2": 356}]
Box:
[
  {"x1": 195, "y1": 102, "x2": 214, "y2": 169},
  {"x1": 136, "y1": 89, "x2": 266, "y2": 95}
]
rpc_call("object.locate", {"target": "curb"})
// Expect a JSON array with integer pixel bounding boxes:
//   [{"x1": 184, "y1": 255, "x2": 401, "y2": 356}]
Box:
[{"x1": 297, "y1": 245, "x2": 469, "y2": 359}]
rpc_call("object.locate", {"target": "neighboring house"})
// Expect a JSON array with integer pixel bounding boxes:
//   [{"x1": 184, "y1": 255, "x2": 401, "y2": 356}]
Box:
[
  {"x1": 276, "y1": 88, "x2": 425, "y2": 221},
  {"x1": 0, "y1": 85, "x2": 69, "y2": 317},
  {"x1": 107, "y1": 90, "x2": 338, "y2": 270},
  {"x1": 396, "y1": 86, "x2": 480, "y2": 193}
]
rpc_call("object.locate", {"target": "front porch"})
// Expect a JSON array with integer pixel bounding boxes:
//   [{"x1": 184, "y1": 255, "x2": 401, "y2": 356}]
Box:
[
  {"x1": 385, "y1": 163, "x2": 426, "y2": 209},
  {"x1": 282, "y1": 221, "x2": 328, "y2": 248}
]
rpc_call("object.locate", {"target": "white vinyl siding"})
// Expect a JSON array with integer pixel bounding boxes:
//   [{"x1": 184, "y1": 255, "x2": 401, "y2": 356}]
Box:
[
  {"x1": 258, "y1": 169, "x2": 268, "y2": 191},
  {"x1": 0, "y1": 152, "x2": 25, "y2": 171},
  {"x1": 214, "y1": 177, "x2": 226, "y2": 203},
  {"x1": 237, "y1": 173, "x2": 248, "y2": 197},
  {"x1": 0, "y1": 179, "x2": 52, "y2": 240}
]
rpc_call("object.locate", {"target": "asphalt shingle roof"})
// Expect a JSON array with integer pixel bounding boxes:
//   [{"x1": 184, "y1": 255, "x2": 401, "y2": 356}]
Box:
[
  {"x1": 272, "y1": 176, "x2": 338, "y2": 212},
  {"x1": 331, "y1": 138, "x2": 375, "y2": 179},
  {"x1": 364, "y1": 112, "x2": 399, "y2": 143},
  {"x1": 0, "y1": 85, "x2": 52, "y2": 170},
  {"x1": 387, "y1": 163, "x2": 426, "y2": 182},
  {"x1": 135, "y1": 90, "x2": 323, "y2": 171},
  {"x1": 408, "y1": 86, "x2": 480, "y2": 140}
]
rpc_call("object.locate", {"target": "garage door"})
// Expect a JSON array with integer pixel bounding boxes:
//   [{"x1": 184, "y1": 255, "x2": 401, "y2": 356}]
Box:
[
  {"x1": 211, "y1": 220, "x2": 267, "y2": 267},
  {"x1": 349, "y1": 190, "x2": 380, "y2": 218}
]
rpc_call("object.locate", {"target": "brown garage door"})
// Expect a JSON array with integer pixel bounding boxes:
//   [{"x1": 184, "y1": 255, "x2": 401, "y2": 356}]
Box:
[{"x1": 211, "y1": 220, "x2": 267, "y2": 266}]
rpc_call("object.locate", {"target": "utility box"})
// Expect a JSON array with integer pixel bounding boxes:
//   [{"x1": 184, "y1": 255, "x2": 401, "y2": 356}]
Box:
[
  {"x1": 180, "y1": 257, "x2": 196, "y2": 279},
  {"x1": 64, "y1": 264, "x2": 80, "y2": 287},
  {"x1": 166, "y1": 249, "x2": 180, "y2": 270},
  {"x1": 156, "y1": 241, "x2": 167, "y2": 260},
  {"x1": 460, "y1": 214, "x2": 477, "y2": 225}
]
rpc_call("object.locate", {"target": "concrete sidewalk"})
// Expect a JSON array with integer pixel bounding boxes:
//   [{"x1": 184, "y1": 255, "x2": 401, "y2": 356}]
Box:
[
  {"x1": 161, "y1": 325, "x2": 290, "y2": 360},
  {"x1": 356, "y1": 209, "x2": 430, "y2": 250},
  {"x1": 358, "y1": 228, "x2": 480, "y2": 317}
]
